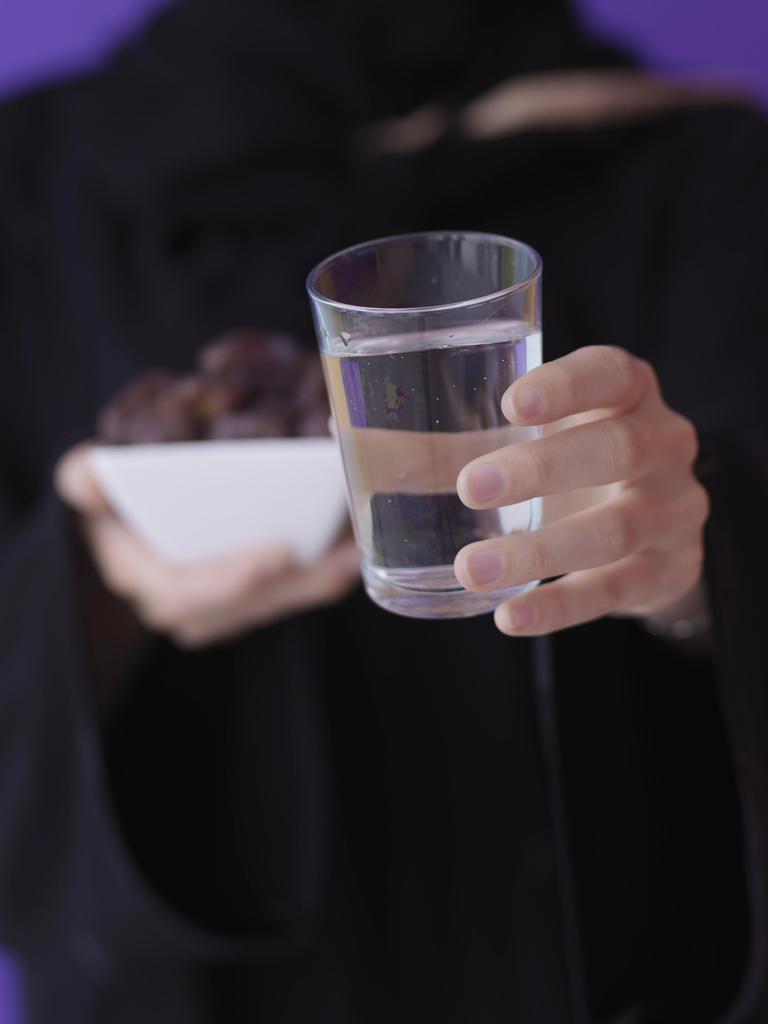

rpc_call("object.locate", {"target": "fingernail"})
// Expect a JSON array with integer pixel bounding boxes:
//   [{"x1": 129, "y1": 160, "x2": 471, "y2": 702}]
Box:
[
  {"x1": 465, "y1": 549, "x2": 504, "y2": 586},
  {"x1": 462, "y1": 463, "x2": 505, "y2": 504},
  {"x1": 513, "y1": 384, "x2": 542, "y2": 419}
]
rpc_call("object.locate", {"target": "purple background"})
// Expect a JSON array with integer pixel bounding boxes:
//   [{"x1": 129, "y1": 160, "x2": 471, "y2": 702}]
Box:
[
  {"x1": 0, "y1": 0, "x2": 766, "y2": 103},
  {"x1": 581, "y1": 0, "x2": 768, "y2": 104},
  {"x1": 0, "y1": 0, "x2": 765, "y2": 1019},
  {"x1": 0, "y1": 0, "x2": 169, "y2": 97}
]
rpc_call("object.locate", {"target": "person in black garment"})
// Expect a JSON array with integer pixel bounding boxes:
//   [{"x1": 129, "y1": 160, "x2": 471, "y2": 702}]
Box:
[{"x1": 0, "y1": 0, "x2": 766, "y2": 1021}]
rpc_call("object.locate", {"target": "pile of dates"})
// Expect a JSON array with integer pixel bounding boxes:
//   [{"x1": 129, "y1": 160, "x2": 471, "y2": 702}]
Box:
[{"x1": 98, "y1": 329, "x2": 330, "y2": 443}]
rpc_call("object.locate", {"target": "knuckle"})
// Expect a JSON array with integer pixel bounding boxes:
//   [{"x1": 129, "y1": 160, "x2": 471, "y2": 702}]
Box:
[
  {"x1": 602, "y1": 346, "x2": 639, "y2": 396},
  {"x1": 246, "y1": 554, "x2": 292, "y2": 589},
  {"x1": 240, "y1": 567, "x2": 272, "y2": 598},
  {"x1": 522, "y1": 442, "x2": 555, "y2": 492},
  {"x1": 601, "y1": 566, "x2": 629, "y2": 610},
  {"x1": 518, "y1": 536, "x2": 549, "y2": 582},
  {"x1": 637, "y1": 357, "x2": 659, "y2": 392},
  {"x1": 671, "y1": 414, "x2": 699, "y2": 464},
  {"x1": 553, "y1": 362, "x2": 579, "y2": 409},
  {"x1": 609, "y1": 416, "x2": 648, "y2": 476},
  {"x1": 604, "y1": 505, "x2": 639, "y2": 559},
  {"x1": 656, "y1": 553, "x2": 682, "y2": 594}
]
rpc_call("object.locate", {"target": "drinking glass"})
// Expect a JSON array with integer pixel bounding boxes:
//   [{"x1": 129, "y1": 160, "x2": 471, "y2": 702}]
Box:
[{"x1": 307, "y1": 231, "x2": 542, "y2": 618}]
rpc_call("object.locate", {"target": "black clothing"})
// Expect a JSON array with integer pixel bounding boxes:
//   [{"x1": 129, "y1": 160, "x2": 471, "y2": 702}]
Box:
[{"x1": 0, "y1": 2, "x2": 766, "y2": 1021}]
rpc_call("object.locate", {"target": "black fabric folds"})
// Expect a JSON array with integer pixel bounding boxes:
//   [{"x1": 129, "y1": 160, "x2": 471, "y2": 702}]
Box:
[{"x1": 0, "y1": 1, "x2": 766, "y2": 1021}]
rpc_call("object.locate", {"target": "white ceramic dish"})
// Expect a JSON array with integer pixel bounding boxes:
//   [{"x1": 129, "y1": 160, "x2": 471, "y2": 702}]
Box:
[{"x1": 89, "y1": 438, "x2": 348, "y2": 565}]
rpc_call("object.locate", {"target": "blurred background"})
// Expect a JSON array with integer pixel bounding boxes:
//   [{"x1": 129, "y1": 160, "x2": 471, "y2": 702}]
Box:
[
  {"x1": 0, "y1": 0, "x2": 765, "y2": 1019},
  {"x1": 0, "y1": 0, "x2": 766, "y2": 104}
]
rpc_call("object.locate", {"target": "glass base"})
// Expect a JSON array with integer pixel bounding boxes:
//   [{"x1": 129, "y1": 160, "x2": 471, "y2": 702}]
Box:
[{"x1": 362, "y1": 563, "x2": 538, "y2": 620}]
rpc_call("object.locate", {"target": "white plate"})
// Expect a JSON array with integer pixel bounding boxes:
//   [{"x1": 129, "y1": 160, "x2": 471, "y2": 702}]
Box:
[{"x1": 90, "y1": 438, "x2": 348, "y2": 565}]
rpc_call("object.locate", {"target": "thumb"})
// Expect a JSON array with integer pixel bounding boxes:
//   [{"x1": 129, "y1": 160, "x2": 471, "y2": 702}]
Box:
[{"x1": 54, "y1": 443, "x2": 111, "y2": 515}]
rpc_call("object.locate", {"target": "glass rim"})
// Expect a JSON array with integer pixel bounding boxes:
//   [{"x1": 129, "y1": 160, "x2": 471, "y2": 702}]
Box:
[{"x1": 306, "y1": 230, "x2": 542, "y2": 316}]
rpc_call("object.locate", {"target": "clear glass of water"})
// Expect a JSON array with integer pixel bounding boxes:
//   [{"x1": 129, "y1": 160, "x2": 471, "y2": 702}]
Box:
[{"x1": 307, "y1": 231, "x2": 542, "y2": 619}]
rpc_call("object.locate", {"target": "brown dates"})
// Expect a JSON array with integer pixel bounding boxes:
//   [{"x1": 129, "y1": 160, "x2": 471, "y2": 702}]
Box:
[{"x1": 98, "y1": 329, "x2": 329, "y2": 443}]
